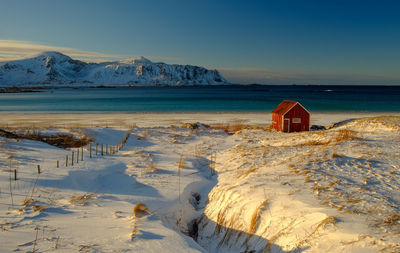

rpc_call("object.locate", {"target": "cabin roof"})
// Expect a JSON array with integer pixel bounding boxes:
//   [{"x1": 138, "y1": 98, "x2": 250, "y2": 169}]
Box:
[{"x1": 272, "y1": 100, "x2": 299, "y2": 115}]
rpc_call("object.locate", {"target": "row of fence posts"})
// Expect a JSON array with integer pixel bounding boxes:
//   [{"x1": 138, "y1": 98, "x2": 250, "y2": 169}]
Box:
[
  {"x1": 11, "y1": 129, "x2": 132, "y2": 181},
  {"x1": 63, "y1": 130, "x2": 131, "y2": 168}
]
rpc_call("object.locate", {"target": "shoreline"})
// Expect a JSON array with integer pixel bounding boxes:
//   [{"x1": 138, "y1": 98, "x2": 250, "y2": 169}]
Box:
[{"x1": 1, "y1": 112, "x2": 399, "y2": 128}]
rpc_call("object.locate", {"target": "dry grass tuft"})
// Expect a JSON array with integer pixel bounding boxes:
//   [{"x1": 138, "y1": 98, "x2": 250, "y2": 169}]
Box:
[
  {"x1": 133, "y1": 203, "x2": 150, "y2": 218},
  {"x1": 22, "y1": 198, "x2": 35, "y2": 207},
  {"x1": 264, "y1": 219, "x2": 297, "y2": 252},
  {"x1": 70, "y1": 193, "x2": 94, "y2": 205},
  {"x1": 249, "y1": 200, "x2": 268, "y2": 234},
  {"x1": 345, "y1": 198, "x2": 361, "y2": 204},
  {"x1": 137, "y1": 130, "x2": 150, "y2": 140},
  {"x1": 383, "y1": 213, "x2": 400, "y2": 225},
  {"x1": 301, "y1": 139, "x2": 331, "y2": 146},
  {"x1": 19, "y1": 198, "x2": 36, "y2": 212},
  {"x1": 314, "y1": 216, "x2": 337, "y2": 232},
  {"x1": 178, "y1": 155, "x2": 186, "y2": 170},
  {"x1": 215, "y1": 208, "x2": 228, "y2": 234},
  {"x1": 130, "y1": 220, "x2": 139, "y2": 240},
  {"x1": 32, "y1": 205, "x2": 46, "y2": 213},
  {"x1": 330, "y1": 152, "x2": 345, "y2": 159},
  {"x1": 19, "y1": 198, "x2": 46, "y2": 213},
  {"x1": 335, "y1": 129, "x2": 359, "y2": 142},
  {"x1": 292, "y1": 216, "x2": 338, "y2": 250},
  {"x1": 212, "y1": 123, "x2": 231, "y2": 134},
  {"x1": 211, "y1": 122, "x2": 246, "y2": 134},
  {"x1": 145, "y1": 156, "x2": 158, "y2": 172},
  {"x1": 290, "y1": 129, "x2": 359, "y2": 147},
  {"x1": 264, "y1": 124, "x2": 274, "y2": 132},
  {"x1": 0, "y1": 128, "x2": 92, "y2": 148},
  {"x1": 237, "y1": 166, "x2": 260, "y2": 179}
]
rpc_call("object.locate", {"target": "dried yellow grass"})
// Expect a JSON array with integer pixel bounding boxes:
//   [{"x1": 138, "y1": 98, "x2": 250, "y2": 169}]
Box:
[
  {"x1": 314, "y1": 216, "x2": 337, "y2": 232},
  {"x1": 340, "y1": 234, "x2": 370, "y2": 246},
  {"x1": 1, "y1": 127, "x2": 92, "y2": 148},
  {"x1": 137, "y1": 130, "x2": 150, "y2": 140},
  {"x1": 32, "y1": 205, "x2": 46, "y2": 213},
  {"x1": 19, "y1": 198, "x2": 36, "y2": 212},
  {"x1": 335, "y1": 129, "x2": 359, "y2": 142},
  {"x1": 133, "y1": 203, "x2": 150, "y2": 218},
  {"x1": 211, "y1": 121, "x2": 247, "y2": 134},
  {"x1": 304, "y1": 176, "x2": 312, "y2": 183},
  {"x1": 249, "y1": 200, "x2": 268, "y2": 234},
  {"x1": 70, "y1": 193, "x2": 94, "y2": 205},
  {"x1": 130, "y1": 220, "x2": 139, "y2": 240},
  {"x1": 22, "y1": 198, "x2": 35, "y2": 206},
  {"x1": 130, "y1": 227, "x2": 139, "y2": 239},
  {"x1": 217, "y1": 212, "x2": 242, "y2": 247},
  {"x1": 345, "y1": 198, "x2": 361, "y2": 204},
  {"x1": 237, "y1": 166, "x2": 260, "y2": 179},
  {"x1": 178, "y1": 155, "x2": 186, "y2": 170},
  {"x1": 145, "y1": 159, "x2": 158, "y2": 172},
  {"x1": 215, "y1": 208, "x2": 229, "y2": 235},
  {"x1": 264, "y1": 219, "x2": 297, "y2": 252},
  {"x1": 383, "y1": 213, "x2": 400, "y2": 225},
  {"x1": 294, "y1": 216, "x2": 338, "y2": 250},
  {"x1": 342, "y1": 209, "x2": 361, "y2": 215},
  {"x1": 19, "y1": 198, "x2": 46, "y2": 213},
  {"x1": 301, "y1": 139, "x2": 331, "y2": 146},
  {"x1": 330, "y1": 152, "x2": 345, "y2": 159}
]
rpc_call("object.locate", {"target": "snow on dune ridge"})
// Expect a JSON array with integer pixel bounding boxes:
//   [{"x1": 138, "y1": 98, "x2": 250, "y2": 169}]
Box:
[
  {"x1": 0, "y1": 115, "x2": 399, "y2": 252},
  {"x1": 197, "y1": 116, "x2": 400, "y2": 252}
]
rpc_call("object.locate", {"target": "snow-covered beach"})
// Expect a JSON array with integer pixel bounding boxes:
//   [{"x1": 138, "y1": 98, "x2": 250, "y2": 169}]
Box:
[
  {"x1": 1, "y1": 112, "x2": 400, "y2": 128},
  {"x1": 1, "y1": 113, "x2": 399, "y2": 252}
]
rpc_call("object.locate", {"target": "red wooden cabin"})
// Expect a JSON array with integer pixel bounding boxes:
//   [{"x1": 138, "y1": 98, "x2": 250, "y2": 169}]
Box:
[{"x1": 272, "y1": 100, "x2": 310, "y2": 132}]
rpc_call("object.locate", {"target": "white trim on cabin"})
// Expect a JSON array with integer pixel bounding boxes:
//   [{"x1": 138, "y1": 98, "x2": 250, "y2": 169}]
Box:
[{"x1": 282, "y1": 102, "x2": 310, "y2": 117}]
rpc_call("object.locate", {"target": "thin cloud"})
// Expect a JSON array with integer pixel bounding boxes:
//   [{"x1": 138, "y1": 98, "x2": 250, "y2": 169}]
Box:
[
  {"x1": 0, "y1": 40, "x2": 186, "y2": 64},
  {"x1": 0, "y1": 40, "x2": 124, "y2": 62}
]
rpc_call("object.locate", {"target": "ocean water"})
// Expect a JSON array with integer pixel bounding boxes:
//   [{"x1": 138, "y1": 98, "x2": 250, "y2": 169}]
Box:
[{"x1": 0, "y1": 85, "x2": 400, "y2": 113}]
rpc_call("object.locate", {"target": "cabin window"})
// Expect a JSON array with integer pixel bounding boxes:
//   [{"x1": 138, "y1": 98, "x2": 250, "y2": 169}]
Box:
[{"x1": 292, "y1": 118, "x2": 301, "y2": 123}]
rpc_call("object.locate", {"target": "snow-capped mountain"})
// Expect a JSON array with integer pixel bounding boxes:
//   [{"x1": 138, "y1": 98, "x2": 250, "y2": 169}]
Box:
[{"x1": 0, "y1": 51, "x2": 226, "y2": 86}]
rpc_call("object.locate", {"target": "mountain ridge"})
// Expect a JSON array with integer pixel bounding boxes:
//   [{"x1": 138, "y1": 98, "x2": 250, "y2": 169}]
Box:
[{"x1": 0, "y1": 51, "x2": 227, "y2": 86}]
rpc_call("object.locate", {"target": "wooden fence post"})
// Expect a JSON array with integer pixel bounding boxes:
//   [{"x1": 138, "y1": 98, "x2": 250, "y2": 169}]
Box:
[
  {"x1": 57, "y1": 160, "x2": 59, "y2": 168},
  {"x1": 81, "y1": 146, "x2": 83, "y2": 161},
  {"x1": 37, "y1": 165, "x2": 41, "y2": 174},
  {"x1": 77, "y1": 149, "x2": 79, "y2": 164},
  {"x1": 89, "y1": 143, "x2": 92, "y2": 158},
  {"x1": 66, "y1": 155, "x2": 68, "y2": 167},
  {"x1": 101, "y1": 144, "x2": 103, "y2": 156},
  {"x1": 14, "y1": 169, "x2": 17, "y2": 181},
  {"x1": 72, "y1": 151, "x2": 74, "y2": 166}
]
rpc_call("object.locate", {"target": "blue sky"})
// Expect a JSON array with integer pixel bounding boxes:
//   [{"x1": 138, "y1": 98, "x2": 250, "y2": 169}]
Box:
[{"x1": 0, "y1": 0, "x2": 399, "y2": 84}]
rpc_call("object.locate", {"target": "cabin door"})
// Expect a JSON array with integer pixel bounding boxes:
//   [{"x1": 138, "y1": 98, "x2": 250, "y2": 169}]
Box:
[{"x1": 283, "y1": 118, "x2": 290, "y2": 132}]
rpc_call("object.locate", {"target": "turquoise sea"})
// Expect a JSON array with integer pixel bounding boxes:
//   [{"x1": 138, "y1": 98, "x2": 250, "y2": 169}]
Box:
[{"x1": 1, "y1": 85, "x2": 400, "y2": 113}]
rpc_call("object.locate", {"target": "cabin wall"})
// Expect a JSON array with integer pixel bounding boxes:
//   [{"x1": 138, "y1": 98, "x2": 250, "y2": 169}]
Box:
[
  {"x1": 283, "y1": 104, "x2": 310, "y2": 132},
  {"x1": 272, "y1": 113, "x2": 282, "y2": 131}
]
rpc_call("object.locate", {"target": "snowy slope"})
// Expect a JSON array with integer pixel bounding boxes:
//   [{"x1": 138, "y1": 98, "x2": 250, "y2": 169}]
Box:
[
  {"x1": 1, "y1": 115, "x2": 399, "y2": 252},
  {"x1": 0, "y1": 52, "x2": 226, "y2": 86}
]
